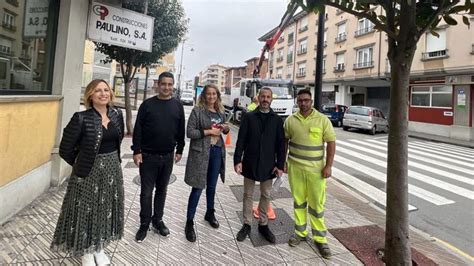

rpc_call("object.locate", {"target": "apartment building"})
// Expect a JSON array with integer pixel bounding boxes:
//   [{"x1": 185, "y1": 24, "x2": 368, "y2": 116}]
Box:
[
  {"x1": 245, "y1": 57, "x2": 268, "y2": 79},
  {"x1": 224, "y1": 66, "x2": 246, "y2": 90},
  {"x1": 260, "y1": 8, "x2": 473, "y2": 141},
  {"x1": 200, "y1": 64, "x2": 227, "y2": 91}
]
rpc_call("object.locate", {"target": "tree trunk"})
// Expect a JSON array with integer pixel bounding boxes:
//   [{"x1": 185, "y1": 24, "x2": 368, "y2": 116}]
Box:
[
  {"x1": 384, "y1": 52, "x2": 413, "y2": 265},
  {"x1": 124, "y1": 80, "x2": 133, "y2": 135}
]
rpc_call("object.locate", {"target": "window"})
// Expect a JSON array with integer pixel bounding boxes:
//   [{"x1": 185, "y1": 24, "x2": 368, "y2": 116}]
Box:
[
  {"x1": 423, "y1": 30, "x2": 448, "y2": 59},
  {"x1": 298, "y1": 39, "x2": 307, "y2": 55},
  {"x1": 297, "y1": 63, "x2": 306, "y2": 77},
  {"x1": 313, "y1": 56, "x2": 326, "y2": 75},
  {"x1": 354, "y1": 47, "x2": 374, "y2": 68},
  {"x1": 355, "y1": 18, "x2": 374, "y2": 36},
  {"x1": 335, "y1": 53, "x2": 345, "y2": 72},
  {"x1": 1, "y1": 0, "x2": 59, "y2": 94},
  {"x1": 299, "y1": 17, "x2": 308, "y2": 32},
  {"x1": 278, "y1": 31, "x2": 285, "y2": 43},
  {"x1": 411, "y1": 85, "x2": 452, "y2": 108},
  {"x1": 277, "y1": 49, "x2": 284, "y2": 62},
  {"x1": 286, "y1": 65, "x2": 292, "y2": 79},
  {"x1": 288, "y1": 32, "x2": 294, "y2": 44},
  {"x1": 287, "y1": 46, "x2": 293, "y2": 63},
  {"x1": 276, "y1": 67, "x2": 283, "y2": 79},
  {"x1": 335, "y1": 23, "x2": 347, "y2": 42}
]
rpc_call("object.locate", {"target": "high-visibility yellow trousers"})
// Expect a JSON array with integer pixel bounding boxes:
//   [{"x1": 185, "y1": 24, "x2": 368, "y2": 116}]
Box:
[{"x1": 288, "y1": 162, "x2": 327, "y2": 244}]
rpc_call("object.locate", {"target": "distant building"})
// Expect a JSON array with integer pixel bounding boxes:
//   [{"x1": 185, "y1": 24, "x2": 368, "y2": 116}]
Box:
[{"x1": 199, "y1": 64, "x2": 227, "y2": 91}]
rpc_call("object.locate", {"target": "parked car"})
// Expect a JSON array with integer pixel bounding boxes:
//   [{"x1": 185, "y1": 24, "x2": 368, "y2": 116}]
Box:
[
  {"x1": 342, "y1": 106, "x2": 389, "y2": 135},
  {"x1": 180, "y1": 92, "x2": 194, "y2": 106},
  {"x1": 321, "y1": 104, "x2": 347, "y2": 127}
]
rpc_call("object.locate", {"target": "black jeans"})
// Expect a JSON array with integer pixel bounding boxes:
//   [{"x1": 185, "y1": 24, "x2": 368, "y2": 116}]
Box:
[{"x1": 139, "y1": 152, "x2": 174, "y2": 227}]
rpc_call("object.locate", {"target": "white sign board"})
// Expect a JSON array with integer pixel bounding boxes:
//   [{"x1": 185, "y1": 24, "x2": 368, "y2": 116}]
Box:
[
  {"x1": 87, "y1": 1, "x2": 154, "y2": 52},
  {"x1": 23, "y1": 0, "x2": 49, "y2": 38},
  {"x1": 457, "y1": 89, "x2": 466, "y2": 107}
]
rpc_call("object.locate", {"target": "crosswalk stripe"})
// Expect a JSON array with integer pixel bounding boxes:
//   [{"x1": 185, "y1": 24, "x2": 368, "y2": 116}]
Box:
[
  {"x1": 339, "y1": 141, "x2": 474, "y2": 200},
  {"x1": 341, "y1": 141, "x2": 472, "y2": 185},
  {"x1": 411, "y1": 141, "x2": 474, "y2": 159},
  {"x1": 332, "y1": 168, "x2": 417, "y2": 211},
  {"x1": 366, "y1": 139, "x2": 474, "y2": 167},
  {"x1": 407, "y1": 142, "x2": 474, "y2": 164},
  {"x1": 427, "y1": 142, "x2": 474, "y2": 155},
  {"x1": 350, "y1": 139, "x2": 473, "y2": 174},
  {"x1": 335, "y1": 153, "x2": 455, "y2": 205}
]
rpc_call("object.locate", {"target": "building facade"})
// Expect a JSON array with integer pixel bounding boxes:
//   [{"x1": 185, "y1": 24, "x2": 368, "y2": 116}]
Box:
[
  {"x1": 200, "y1": 64, "x2": 227, "y2": 91},
  {"x1": 260, "y1": 8, "x2": 473, "y2": 141},
  {"x1": 224, "y1": 66, "x2": 246, "y2": 90}
]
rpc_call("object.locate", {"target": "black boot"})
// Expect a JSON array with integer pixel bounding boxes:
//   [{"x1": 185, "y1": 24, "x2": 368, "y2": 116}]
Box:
[
  {"x1": 185, "y1": 219, "x2": 196, "y2": 242},
  {"x1": 258, "y1": 224, "x2": 276, "y2": 243},
  {"x1": 236, "y1": 224, "x2": 251, "y2": 242},
  {"x1": 204, "y1": 209, "x2": 219, "y2": 228}
]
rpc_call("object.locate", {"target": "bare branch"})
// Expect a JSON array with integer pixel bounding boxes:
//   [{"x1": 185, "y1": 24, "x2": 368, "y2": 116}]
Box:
[{"x1": 324, "y1": 1, "x2": 399, "y2": 40}]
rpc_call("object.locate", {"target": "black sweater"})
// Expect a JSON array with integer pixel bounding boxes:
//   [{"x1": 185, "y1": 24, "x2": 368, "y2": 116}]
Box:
[{"x1": 132, "y1": 96, "x2": 185, "y2": 155}]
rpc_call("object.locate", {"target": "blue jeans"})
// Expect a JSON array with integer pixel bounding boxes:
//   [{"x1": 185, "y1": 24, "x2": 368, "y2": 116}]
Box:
[{"x1": 187, "y1": 145, "x2": 222, "y2": 220}]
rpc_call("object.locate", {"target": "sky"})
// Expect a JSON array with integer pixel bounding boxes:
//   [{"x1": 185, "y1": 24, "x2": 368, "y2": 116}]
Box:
[{"x1": 175, "y1": 0, "x2": 289, "y2": 83}]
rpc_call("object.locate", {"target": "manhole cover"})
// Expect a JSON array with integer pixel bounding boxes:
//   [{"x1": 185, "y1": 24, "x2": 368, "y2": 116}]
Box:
[{"x1": 133, "y1": 174, "x2": 177, "y2": 186}]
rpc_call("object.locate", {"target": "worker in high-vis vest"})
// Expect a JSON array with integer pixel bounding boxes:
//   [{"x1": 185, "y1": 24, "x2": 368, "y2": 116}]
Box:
[
  {"x1": 283, "y1": 89, "x2": 336, "y2": 259},
  {"x1": 246, "y1": 96, "x2": 259, "y2": 112}
]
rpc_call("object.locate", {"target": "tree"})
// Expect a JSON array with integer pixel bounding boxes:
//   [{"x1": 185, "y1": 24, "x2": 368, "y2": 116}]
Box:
[
  {"x1": 290, "y1": 0, "x2": 471, "y2": 264},
  {"x1": 95, "y1": 0, "x2": 187, "y2": 134}
]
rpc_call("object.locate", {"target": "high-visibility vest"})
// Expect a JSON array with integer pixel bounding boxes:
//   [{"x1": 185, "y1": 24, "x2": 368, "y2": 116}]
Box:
[
  {"x1": 247, "y1": 102, "x2": 257, "y2": 111},
  {"x1": 284, "y1": 108, "x2": 336, "y2": 172}
]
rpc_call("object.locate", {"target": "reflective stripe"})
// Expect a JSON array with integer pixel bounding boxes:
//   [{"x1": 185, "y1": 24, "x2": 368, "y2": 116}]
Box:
[
  {"x1": 294, "y1": 202, "x2": 308, "y2": 209},
  {"x1": 308, "y1": 207, "x2": 324, "y2": 219},
  {"x1": 289, "y1": 142, "x2": 324, "y2": 151},
  {"x1": 295, "y1": 224, "x2": 307, "y2": 232},
  {"x1": 289, "y1": 152, "x2": 324, "y2": 162},
  {"x1": 312, "y1": 229, "x2": 327, "y2": 237}
]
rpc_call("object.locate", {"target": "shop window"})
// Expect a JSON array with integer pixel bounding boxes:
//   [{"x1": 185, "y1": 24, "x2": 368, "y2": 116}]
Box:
[
  {"x1": 411, "y1": 85, "x2": 452, "y2": 108},
  {"x1": 0, "y1": 0, "x2": 59, "y2": 95}
]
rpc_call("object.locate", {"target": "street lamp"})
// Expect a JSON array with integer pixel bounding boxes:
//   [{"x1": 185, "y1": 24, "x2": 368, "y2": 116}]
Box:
[{"x1": 177, "y1": 39, "x2": 194, "y2": 97}]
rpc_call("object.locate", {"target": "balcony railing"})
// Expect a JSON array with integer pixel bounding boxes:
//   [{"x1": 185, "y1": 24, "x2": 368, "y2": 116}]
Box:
[
  {"x1": 299, "y1": 25, "x2": 308, "y2": 33},
  {"x1": 314, "y1": 42, "x2": 327, "y2": 50},
  {"x1": 297, "y1": 48, "x2": 307, "y2": 55},
  {"x1": 421, "y1": 49, "x2": 448, "y2": 60},
  {"x1": 286, "y1": 74, "x2": 292, "y2": 79},
  {"x1": 296, "y1": 72, "x2": 306, "y2": 78},
  {"x1": 2, "y1": 23, "x2": 16, "y2": 32},
  {"x1": 276, "y1": 57, "x2": 284, "y2": 62},
  {"x1": 335, "y1": 33, "x2": 347, "y2": 43},
  {"x1": 334, "y1": 63, "x2": 345, "y2": 72},
  {"x1": 355, "y1": 26, "x2": 375, "y2": 37},
  {"x1": 6, "y1": 0, "x2": 19, "y2": 7},
  {"x1": 353, "y1": 61, "x2": 374, "y2": 69}
]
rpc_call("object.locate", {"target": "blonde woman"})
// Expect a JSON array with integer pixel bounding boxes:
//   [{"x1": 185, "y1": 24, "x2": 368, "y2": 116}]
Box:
[
  {"x1": 183, "y1": 84, "x2": 230, "y2": 242},
  {"x1": 51, "y1": 79, "x2": 125, "y2": 265}
]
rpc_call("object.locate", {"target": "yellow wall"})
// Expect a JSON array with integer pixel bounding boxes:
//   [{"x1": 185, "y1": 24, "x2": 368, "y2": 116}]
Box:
[{"x1": 0, "y1": 101, "x2": 59, "y2": 187}]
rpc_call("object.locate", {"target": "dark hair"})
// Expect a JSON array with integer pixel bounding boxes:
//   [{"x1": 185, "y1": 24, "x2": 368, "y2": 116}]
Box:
[
  {"x1": 158, "y1": 72, "x2": 174, "y2": 83},
  {"x1": 259, "y1": 86, "x2": 273, "y2": 95},
  {"x1": 297, "y1": 89, "x2": 312, "y2": 97}
]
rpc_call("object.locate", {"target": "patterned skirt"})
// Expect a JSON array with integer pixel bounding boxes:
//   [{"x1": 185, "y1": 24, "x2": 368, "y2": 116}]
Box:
[{"x1": 51, "y1": 151, "x2": 124, "y2": 256}]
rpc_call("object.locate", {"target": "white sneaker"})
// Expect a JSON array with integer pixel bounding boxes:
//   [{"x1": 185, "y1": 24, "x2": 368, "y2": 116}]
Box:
[
  {"x1": 81, "y1": 253, "x2": 95, "y2": 266},
  {"x1": 94, "y1": 250, "x2": 110, "y2": 265}
]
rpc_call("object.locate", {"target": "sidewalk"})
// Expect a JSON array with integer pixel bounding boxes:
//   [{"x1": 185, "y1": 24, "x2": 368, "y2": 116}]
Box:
[
  {"x1": 408, "y1": 131, "x2": 474, "y2": 148},
  {"x1": 0, "y1": 137, "x2": 469, "y2": 265}
]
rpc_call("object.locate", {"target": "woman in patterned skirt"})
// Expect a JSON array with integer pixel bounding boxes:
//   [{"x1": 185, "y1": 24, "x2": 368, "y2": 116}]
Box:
[{"x1": 51, "y1": 79, "x2": 125, "y2": 265}]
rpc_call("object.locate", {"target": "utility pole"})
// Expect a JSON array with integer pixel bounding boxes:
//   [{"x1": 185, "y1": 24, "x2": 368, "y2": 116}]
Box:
[
  {"x1": 314, "y1": 7, "x2": 325, "y2": 111},
  {"x1": 142, "y1": 0, "x2": 149, "y2": 101},
  {"x1": 177, "y1": 39, "x2": 185, "y2": 98}
]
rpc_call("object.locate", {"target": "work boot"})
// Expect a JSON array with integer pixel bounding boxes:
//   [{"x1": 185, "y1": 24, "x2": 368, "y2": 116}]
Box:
[
  {"x1": 315, "y1": 242, "x2": 332, "y2": 259},
  {"x1": 258, "y1": 224, "x2": 276, "y2": 243},
  {"x1": 185, "y1": 219, "x2": 196, "y2": 242},
  {"x1": 153, "y1": 220, "x2": 170, "y2": 236},
  {"x1": 204, "y1": 209, "x2": 219, "y2": 228},
  {"x1": 135, "y1": 225, "x2": 149, "y2": 243},
  {"x1": 236, "y1": 224, "x2": 251, "y2": 242},
  {"x1": 288, "y1": 234, "x2": 307, "y2": 247}
]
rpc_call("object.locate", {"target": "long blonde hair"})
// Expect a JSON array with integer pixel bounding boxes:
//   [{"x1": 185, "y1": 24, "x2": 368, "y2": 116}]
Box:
[
  {"x1": 83, "y1": 79, "x2": 114, "y2": 109},
  {"x1": 197, "y1": 84, "x2": 224, "y2": 113}
]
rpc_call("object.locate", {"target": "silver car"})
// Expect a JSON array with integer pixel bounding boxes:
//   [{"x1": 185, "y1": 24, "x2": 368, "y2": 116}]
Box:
[{"x1": 342, "y1": 106, "x2": 389, "y2": 135}]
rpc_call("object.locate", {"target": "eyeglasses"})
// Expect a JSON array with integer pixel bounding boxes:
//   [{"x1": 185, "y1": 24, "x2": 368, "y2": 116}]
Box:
[{"x1": 297, "y1": 99, "x2": 312, "y2": 103}]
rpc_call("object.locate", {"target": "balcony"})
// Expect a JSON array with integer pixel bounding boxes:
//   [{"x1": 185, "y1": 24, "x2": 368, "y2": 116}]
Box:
[
  {"x1": 6, "y1": 0, "x2": 19, "y2": 7},
  {"x1": 421, "y1": 49, "x2": 449, "y2": 60},
  {"x1": 287, "y1": 55, "x2": 293, "y2": 64},
  {"x1": 2, "y1": 23, "x2": 16, "y2": 32},
  {"x1": 297, "y1": 48, "x2": 307, "y2": 55},
  {"x1": 276, "y1": 57, "x2": 284, "y2": 62},
  {"x1": 286, "y1": 74, "x2": 292, "y2": 79},
  {"x1": 335, "y1": 33, "x2": 347, "y2": 43},
  {"x1": 313, "y1": 69, "x2": 326, "y2": 75},
  {"x1": 315, "y1": 13, "x2": 329, "y2": 25},
  {"x1": 471, "y1": 44, "x2": 474, "y2": 54},
  {"x1": 353, "y1": 61, "x2": 374, "y2": 69},
  {"x1": 314, "y1": 42, "x2": 327, "y2": 50},
  {"x1": 299, "y1": 25, "x2": 308, "y2": 33},
  {"x1": 354, "y1": 26, "x2": 375, "y2": 37},
  {"x1": 334, "y1": 63, "x2": 345, "y2": 72},
  {"x1": 296, "y1": 72, "x2": 306, "y2": 78}
]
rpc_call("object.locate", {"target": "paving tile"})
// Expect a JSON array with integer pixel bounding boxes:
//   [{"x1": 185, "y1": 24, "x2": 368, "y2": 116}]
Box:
[
  {"x1": 412, "y1": 240, "x2": 468, "y2": 265},
  {"x1": 0, "y1": 235, "x2": 34, "y2": 264},
  {"x1": 112, "y1": 250, "x2": 158, "y2": 265},
  {"x1": 199, "y1": 239, "x2": 244, "y2": 265},
  {"x1": 220, "y1": 200, "x2": 242, "y2": 219},
  {"x1": 324, "y1": 251, "x2": 364, "y2": 266},
  {"x1": 121, "y1": 153, "x2": 134, "y2": 159},
  {"x1": 61, "y1": 256, "x2": 81, "y2": 265},
  {"x1": 11, "y1": 258, "x2": 63, "y2": 265},
  {"x1": 275, "y1": 240, "x2": 321, "y2": 263},
  {"x1": 237, "y1": 240, "x2": 285, "y2": 265},
  {"x1": 286, "y1": 257, "x2": 327, "y2": 266},
  {"x1": 196, "y1": 216, "x2": 234, "y2": 244},
  {"x1": 0, "y1": 214, "x2": 53, "y2": 237},
  {"x1": 124, "y1": 162, "x2": 138, "y2": 168},
  {"x1": 115, "y1": 226, "x2": 159, "y2": 252},
  {"x1": 15, "y1": 234, "x2": 64, "y2": 262},
  {"x1": 157, "y1": 234, "x2": 201, "y2": 264}
]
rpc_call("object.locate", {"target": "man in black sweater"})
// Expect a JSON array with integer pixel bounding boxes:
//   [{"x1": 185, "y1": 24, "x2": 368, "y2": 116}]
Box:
[
  {"x1": 132, "y1": 72, "x2": 185, "y2": 242},
  {"x1": 234, "y1": 87, "x2": 285, "y2": 243}
]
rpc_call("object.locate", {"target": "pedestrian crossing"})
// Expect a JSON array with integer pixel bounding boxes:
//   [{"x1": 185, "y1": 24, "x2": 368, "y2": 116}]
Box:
[{"x1": 332, "y1": 138, "x2": 474, "y2": 211}]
